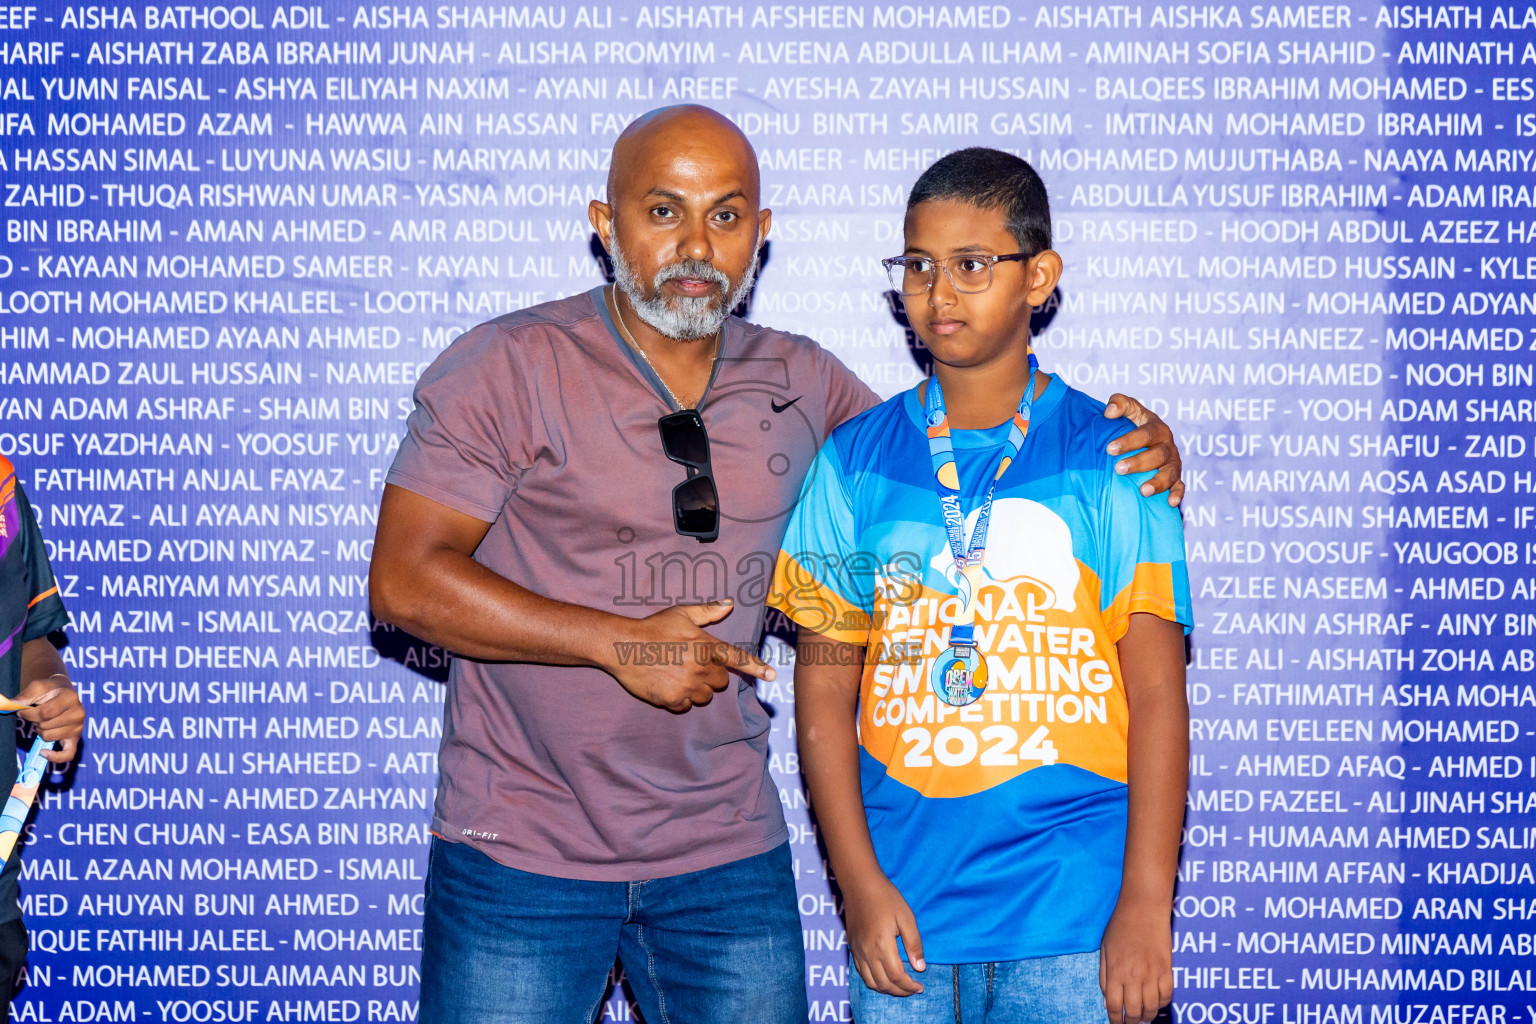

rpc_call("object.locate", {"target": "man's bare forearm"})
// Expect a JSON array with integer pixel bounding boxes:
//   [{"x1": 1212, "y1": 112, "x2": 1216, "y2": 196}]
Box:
[
  {"x1": 375, "y1": 544, "x2": 628, "y2": 669},
  {"x1": 1117, "y1": 614, "x2": 1189, "y2": 908},
  {"x1": 796, "y1": 630, "x2": 886, "y2": 887},
  {"x1": 369, "y1": 484, "x2": 630, "y2": 670},
  {"x1": 369, "y1": 486, "x2": 771, "y2": 710}
]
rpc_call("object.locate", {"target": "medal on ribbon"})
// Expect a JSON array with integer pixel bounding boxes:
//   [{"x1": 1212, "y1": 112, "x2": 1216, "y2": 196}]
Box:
[
  {"x1": 933, "y1": 634, "x2": 988, "y2": 707},
  {"x1": 924, "y1": 354, "x2": 1039, "y2": 707}
]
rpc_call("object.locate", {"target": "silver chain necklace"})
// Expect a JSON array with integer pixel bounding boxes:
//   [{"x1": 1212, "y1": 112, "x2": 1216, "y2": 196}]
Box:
[{"x1": 608, "y1": 285, "x2": 720, "y2": 411}]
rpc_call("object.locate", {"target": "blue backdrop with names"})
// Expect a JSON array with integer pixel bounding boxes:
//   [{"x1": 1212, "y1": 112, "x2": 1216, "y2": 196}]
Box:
[{"x1": 2, "y1": 2, "x2": 1535, "y2": 1022}]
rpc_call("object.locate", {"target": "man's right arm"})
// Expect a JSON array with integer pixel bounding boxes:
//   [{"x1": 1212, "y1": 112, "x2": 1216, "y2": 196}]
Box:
[
  {"x1": 369, "y1": 485, "x2": 772, "y2": 711},
  {"x1": 371, "y1": 484, "x2": 620, "y2": 666}
]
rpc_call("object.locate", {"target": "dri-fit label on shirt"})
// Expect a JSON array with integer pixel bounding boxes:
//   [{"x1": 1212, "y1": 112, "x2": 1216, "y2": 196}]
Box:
[{"x1": 770, "y1": 376, "x2": 1191, "y2": 963}]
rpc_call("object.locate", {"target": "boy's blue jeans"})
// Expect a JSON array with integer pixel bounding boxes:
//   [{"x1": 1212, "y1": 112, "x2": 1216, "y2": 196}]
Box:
[
  {"x1": 849, "y1": 950, "x2": 1104, "y2": 1023},
  {"x1": 419, "y1": 836, "x2": 808, "y2": 1024}
]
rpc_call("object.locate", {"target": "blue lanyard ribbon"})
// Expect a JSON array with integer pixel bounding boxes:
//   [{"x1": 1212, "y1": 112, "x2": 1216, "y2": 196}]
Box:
[{"x1": 922, "y1": 353, "x2": 1040, "y2": 648}]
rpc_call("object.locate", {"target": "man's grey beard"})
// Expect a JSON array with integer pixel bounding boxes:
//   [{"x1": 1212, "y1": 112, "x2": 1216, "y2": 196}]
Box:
[{"x1": 610, "y1": 233, "x2": 760, "y2": 341}]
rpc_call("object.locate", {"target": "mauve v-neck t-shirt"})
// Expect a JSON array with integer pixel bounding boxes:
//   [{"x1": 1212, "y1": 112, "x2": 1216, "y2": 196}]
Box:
[{"x1": 386, "y1": 287, "x2": 878, "y2": 880}]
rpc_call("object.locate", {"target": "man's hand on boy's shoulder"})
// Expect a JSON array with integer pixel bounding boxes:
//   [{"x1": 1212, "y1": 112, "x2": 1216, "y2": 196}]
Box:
[
  {"x1": 1103, "y1": 394, "x2": 1185, "y2": 508},
  {"x1": 844, "y1": 874, "x2": 927, "y2": 997},
  {"x1": 1099, "y1": 899, "x2": 1174, "y2": 1024}
]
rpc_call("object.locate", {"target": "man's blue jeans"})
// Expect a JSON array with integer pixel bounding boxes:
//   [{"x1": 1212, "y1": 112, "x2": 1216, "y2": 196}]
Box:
[{"x1": 419, "y1": 837, "x2": 808, "y2": 1024}]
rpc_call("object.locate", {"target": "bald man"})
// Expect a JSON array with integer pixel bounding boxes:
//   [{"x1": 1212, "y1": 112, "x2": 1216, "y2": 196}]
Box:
[{"x1": 370, "y1": 106, "x2": 1184, "y2": 1023}]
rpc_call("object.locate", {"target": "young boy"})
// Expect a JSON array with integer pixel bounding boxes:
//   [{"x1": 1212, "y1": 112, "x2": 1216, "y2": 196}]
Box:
[{"x1": 769, "y1": 148, "x2": 1192, "y2": 1024}]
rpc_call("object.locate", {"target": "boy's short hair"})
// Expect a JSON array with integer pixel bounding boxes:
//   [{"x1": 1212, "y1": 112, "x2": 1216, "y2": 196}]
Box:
[{"x1": 906, "y1": 147, "x2": 1052, "y2": 257}]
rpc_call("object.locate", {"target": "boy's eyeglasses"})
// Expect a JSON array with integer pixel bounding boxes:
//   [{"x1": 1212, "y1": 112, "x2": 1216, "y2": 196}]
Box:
[
  {"x1": 881, "y1": 253, "x2": 1032, "y2": 297},
  {"x1": 658, "y1": 410, "x2": 719, "y2": 543}
]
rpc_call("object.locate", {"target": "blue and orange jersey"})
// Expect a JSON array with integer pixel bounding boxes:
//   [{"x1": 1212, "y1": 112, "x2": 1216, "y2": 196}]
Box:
[{"x1": 769, "y1": 374, "x2": 1192, "y2": 964}]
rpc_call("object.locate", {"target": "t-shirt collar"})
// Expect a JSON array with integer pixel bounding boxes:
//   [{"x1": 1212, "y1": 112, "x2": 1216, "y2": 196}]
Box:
[{"x1": 587, "y1": 285, "x2": 729, "y2": 413}]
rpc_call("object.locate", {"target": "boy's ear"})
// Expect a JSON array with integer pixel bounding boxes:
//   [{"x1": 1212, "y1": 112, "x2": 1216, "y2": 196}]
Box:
[{"x1": 1024, "y1": 250, "x2": 1063, "y2": 307}]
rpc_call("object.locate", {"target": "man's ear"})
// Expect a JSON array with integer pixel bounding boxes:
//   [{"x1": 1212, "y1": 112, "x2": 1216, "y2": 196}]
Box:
[
  {"x1": 1025, "y1": 250, "x2": 1063, "y2": 306},
  {"x1": 588, "y1": 200, "x2": 614, "y2": 251},
  {"x1": 757, "y1": 207, "x2": 772, "y2": 244}
]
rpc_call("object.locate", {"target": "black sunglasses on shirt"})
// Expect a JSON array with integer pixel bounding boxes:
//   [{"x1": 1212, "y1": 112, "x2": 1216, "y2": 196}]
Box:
[{"x1": 658, "y1": 410, "x2": 719, "y2": 543}]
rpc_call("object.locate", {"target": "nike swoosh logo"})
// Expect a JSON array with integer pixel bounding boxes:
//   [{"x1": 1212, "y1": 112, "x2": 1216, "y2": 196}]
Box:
[{"x1": 770, "y1": 397, "x2": 801, "y2": 413}]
